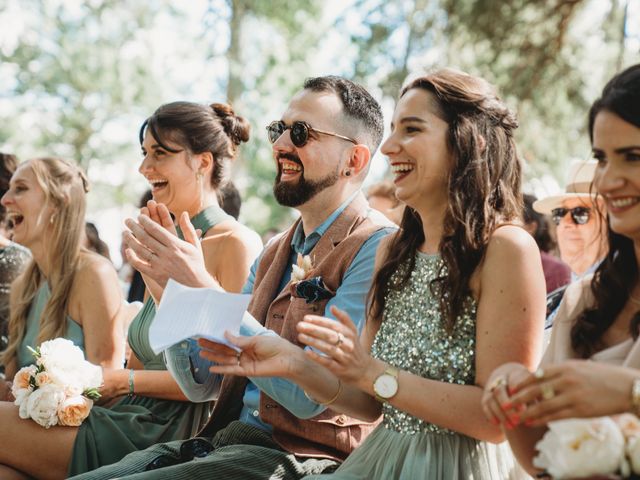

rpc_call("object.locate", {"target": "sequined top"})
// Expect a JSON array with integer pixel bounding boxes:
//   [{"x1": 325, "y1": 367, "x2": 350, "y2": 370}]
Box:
[
  {"x1": 371, "y1": 252, "x2": 477, "y2": 435},
  {"x1": 0, "y1": 243, "x2": 31, "y2": 346}
]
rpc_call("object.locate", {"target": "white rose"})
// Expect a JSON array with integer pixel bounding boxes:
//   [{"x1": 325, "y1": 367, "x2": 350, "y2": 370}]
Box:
[
  {"x1": 533, "y1": 417, "x2": 625, "y2": 479},
  {"x1": 18, "y1": 393, "x2": 31, "y2": 419},
  {"x1": 13, "y1": 388, "x2": 31, "y2": 408},
  {"x1": 78, "y1": 362, "x2": 103, "y2": 391},
  {"x1": 38, "y1": 338, "x2": 85, "y2": 373},
  {"x1": 627, "y1": 435, "x2": 640, "y2": 474},
  {"x1": 26, "y1": 383, "x2": 65, "y2": 428}
]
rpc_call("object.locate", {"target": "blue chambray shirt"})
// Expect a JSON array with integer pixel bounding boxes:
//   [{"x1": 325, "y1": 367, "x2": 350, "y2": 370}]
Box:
[{"x1": 164, "y1": 192, "x2": 394, "y2": 431}]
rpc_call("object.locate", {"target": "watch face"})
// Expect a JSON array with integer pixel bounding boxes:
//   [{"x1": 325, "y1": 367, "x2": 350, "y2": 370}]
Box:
[{"x1": 374, "y1": 374, "x2": 398, "y2": 399}]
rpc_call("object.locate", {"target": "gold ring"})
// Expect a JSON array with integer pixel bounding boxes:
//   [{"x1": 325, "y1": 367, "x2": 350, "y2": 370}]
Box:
[
  {"x1": 489, "y1": 376, "x2": 506, "y2": 392},
  {"x1": 540, "y1": 383, "x2": 555, "y2": 400},
  {"x1": 335, "y1": 332, "x2": 344, "y2": 347},
  {"x1": 534, "y1": 367, "x2": 545, "y2": 380}
]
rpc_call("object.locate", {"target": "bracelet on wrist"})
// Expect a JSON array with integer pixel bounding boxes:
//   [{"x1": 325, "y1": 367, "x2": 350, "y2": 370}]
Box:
[
  {"x1": 304, "y1": 379, "x2": 343, "y2": 407},
  {"x1": 128, "y1": 369, "x2": 135, "y2": 397}
]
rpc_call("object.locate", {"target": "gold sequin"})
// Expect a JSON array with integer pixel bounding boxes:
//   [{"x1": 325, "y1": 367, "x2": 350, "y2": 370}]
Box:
[{"x1": 371, "y1": 252, "x2": 477, "y2": 435}]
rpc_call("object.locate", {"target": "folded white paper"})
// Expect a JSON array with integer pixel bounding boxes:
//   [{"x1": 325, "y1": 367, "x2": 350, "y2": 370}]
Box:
[{"x1": 148, "y1": 279, "x2": 252, "y2": 354}]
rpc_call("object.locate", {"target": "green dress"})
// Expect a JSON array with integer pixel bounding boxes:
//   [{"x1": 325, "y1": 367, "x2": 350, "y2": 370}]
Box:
[
  {"x1": 69, "y1": 205, "x2": 231, "y2": 476},
  {"x1": 306, "y1": 252, "x2": 526, "y2": 480},
  {"x1": 16, "y1": 281, "x2": 85, "y2": 368}
]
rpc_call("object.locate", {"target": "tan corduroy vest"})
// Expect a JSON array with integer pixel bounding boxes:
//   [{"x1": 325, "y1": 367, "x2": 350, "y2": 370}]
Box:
[{"x1": 199, "y1": 193, "x2": 388, "y2": 460}]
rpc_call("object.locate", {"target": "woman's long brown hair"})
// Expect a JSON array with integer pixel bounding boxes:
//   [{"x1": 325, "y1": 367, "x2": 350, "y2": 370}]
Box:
[{"x1": 369, "y1": 69, "x2": 522, "y2": 331}]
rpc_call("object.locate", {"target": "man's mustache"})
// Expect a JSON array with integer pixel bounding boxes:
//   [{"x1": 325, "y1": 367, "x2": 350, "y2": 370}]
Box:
[{"x1": 276, "y1": 152, "x2": 302, "y2": 166}]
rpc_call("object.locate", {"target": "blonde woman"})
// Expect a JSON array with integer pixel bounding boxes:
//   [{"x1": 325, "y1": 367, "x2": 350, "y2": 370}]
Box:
[
  {"x1": 0, "y1": 157, "x2": 126, "y2": 478},
  {"x1": 0, "y1": 102, "x2": 262, "y2": 480}
]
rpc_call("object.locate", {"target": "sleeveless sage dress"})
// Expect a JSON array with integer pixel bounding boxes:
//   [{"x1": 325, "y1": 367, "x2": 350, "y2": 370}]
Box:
[
  {"x1": 306, "y1": 252, "x2": 526, "y2": 480},
  {"x1": 16, "y1": 281, "x2": 85, "y2": 368},
  {"x1": 68, "y1": 206, "x2": 230, "y2": 476}
]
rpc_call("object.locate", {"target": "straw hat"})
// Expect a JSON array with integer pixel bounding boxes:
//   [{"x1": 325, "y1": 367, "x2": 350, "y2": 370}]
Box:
[{"x1": 533, "y1": 160, "x2": 598, "y2": 214}]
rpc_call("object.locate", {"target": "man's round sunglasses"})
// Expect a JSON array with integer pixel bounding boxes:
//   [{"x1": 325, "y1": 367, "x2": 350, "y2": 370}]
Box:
[
  {"x1": 551, "y1": 207, "x2": 591, "y2": 226},
  {"x1": 266, "y1": 120, "x2": 357, "y2": 148}
]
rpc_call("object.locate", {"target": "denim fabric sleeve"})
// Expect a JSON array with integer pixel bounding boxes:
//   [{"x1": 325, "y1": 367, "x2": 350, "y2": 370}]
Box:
[
  {"x1": 248, "y1": 227, "x2": 393, "y2": 419},
  {"x1": 163, "y1": 253, "x2": 262, "y2": 402},
  {"x1": 164, "y1": 339, "x2": 223, "y2": 403},
  {"x1": 164, "y1": 308, "x2": 270, "y2": 403}
]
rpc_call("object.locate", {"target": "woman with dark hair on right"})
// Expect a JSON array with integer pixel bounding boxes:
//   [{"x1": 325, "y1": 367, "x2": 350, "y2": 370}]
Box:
[
  {"x1": 0, "y1": 153, "x2": 30, "y2": 357},
  {"x1": 206, "y1": 69, "x2": 545, "y2": 479},
  {"x1": 482, "y1": 63, "x2": 640, "y2": 476}
]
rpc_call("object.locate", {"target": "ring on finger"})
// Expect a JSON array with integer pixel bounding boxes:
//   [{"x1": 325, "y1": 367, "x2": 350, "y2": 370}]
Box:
[
  {"x1": 335, "y1": 332, "x2": 344, "y2": 348},
  {"x1": 534, "y1": 367, "x2": 545, "y2": 380},
  {"x1": 540, "y1": 382, "x2": 555, "y2": 400},
  {"x1": 489, "y1": 376, "x2": 506, "y2": 392}
]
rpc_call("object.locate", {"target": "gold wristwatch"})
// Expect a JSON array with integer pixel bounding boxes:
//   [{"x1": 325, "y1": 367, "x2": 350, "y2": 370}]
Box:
[{"x1": 373, "y1": 365, "x2": 399, "y2": 403}]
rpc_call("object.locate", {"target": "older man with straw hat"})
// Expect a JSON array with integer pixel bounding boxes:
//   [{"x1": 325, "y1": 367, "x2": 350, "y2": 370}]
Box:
[{"x1": 534, "y1": 159, "x2": 607, "y2": 279}]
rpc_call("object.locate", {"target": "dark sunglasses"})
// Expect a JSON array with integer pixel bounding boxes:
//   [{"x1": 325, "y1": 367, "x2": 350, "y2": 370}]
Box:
[
  {"x1": 551, "y1": 206, "x2": 591, "y2": 226},
  {"x1": 145, "y1": 438, "x2": 213, "y2": 471},
  {"x1": 266, "y1": 120, "x2": 357, "y2": 148}
]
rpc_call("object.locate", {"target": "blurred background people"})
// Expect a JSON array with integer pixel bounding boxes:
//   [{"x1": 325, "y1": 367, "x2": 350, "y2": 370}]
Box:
[
  {"x1": 0, "y1": 153, "x2": 30, "y2": 367},
  {"x1": 219, "y1": 180, "x2": 241, "y2": 220},
  {"x1": 533, "y1": 159, "x2": 607, "y2": 280},
  {"x1": 121, "y1": 190, "x2": 153, "y2": 304},
  {"x1": 84, "y1": 222, "x2": 111, "y2": 261},
  {"x1": 366, "y1": 179, "x2": 404, "y2": 225},
  {"x1": 523, "y1": 193, "x2": 571, "y2": 294}
]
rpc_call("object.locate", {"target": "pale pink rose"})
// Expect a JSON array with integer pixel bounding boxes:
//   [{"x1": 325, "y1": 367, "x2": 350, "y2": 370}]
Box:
[
  {"x1": 12, "y1": 365, "x2": 37, "y2": 392},
  {"x1": 613, "y1": 413, "x2": 640, "y2": 439},
  {"x1": 57, "y1": 395, "x2": 93, "y2": 426},
  {"x1": 35, "y1": 371, "x2": 53, "y2": 387}
]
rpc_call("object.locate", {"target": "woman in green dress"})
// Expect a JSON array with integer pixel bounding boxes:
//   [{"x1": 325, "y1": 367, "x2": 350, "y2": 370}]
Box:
[
  {"x1": 0, "y1": 103, "x2": 262, "y2": 480},
  {"x1": 205, "y1": 69, "x2": 546, "y2": 479},
  {"x1": 0, "y1": 157, "x2": 127, "y2": 479}
]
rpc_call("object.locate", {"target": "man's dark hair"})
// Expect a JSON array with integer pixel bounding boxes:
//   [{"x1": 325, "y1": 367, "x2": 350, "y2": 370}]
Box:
[{"x1": 303, "y1": 76, "x2": 384, "y2": 154}]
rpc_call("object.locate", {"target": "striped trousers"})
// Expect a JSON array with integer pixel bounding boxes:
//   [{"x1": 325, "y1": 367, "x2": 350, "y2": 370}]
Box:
[{"x1": 69, "y1": 421, "x2": 339, "y2": 480}]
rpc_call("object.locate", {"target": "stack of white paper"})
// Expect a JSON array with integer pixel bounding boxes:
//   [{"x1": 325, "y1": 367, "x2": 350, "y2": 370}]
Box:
[{"x1": 148, "y1": 279, "x2": 252, "y2": 354}]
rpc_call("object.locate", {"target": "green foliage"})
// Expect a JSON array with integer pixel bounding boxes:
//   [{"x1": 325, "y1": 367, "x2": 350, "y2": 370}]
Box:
[{"x1": 1, "y1": 0, "x2": 637, "y2": 237}]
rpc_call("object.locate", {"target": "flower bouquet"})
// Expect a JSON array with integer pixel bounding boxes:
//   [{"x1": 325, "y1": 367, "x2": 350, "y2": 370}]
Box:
[
  {"x1": 534, "y1": 415, "x2": 640, "y2": 479},
  {"x1": 11, "y1": 338, "x2": 102, "y2": 428}
]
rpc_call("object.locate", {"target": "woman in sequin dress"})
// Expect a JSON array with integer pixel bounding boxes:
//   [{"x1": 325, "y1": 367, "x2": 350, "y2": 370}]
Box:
[
  {"x1": 481, "y1": 64, "x2": 640, "y2": 477},
  {"x1": 207, "y1": 69, "x2": 546, "y2": 479}
]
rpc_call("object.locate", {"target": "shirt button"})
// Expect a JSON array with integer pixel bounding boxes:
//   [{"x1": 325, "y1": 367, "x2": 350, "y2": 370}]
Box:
[
  {"x1": 194, "y1": 368, "x2": 199, "y2": 373},
  {"x1": 252, "y1": 410, "x2": 259, "y2": 417},
  {"x1": 336, "y1": 415, "x2": 347, "y2": 425}
]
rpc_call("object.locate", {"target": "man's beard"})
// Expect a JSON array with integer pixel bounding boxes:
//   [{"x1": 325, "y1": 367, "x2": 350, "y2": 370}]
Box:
[{"x1": 273, "y1": 156, "x2": 340, "y2": 207}]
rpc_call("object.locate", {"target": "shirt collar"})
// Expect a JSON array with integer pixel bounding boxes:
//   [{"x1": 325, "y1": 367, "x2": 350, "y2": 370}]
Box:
[{"x1": 290, "y1": 191, "x2": 360, "y2": 256}]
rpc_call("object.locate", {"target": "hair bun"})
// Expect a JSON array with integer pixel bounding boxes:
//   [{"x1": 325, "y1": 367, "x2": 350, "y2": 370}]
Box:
[{"x1": 210, "y1": 103, "x2": 251, "y2": 147}]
